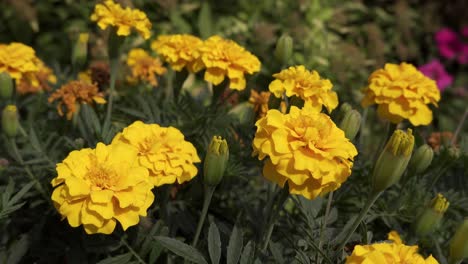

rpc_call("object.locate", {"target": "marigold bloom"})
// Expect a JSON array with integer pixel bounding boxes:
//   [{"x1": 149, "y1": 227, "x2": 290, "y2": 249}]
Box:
[
  {"x1": 51, "y1": 143, "x2": 154, "y2": 234},
  {"x1": 269, "y1": 65, "x2": 338, "y2": 113},
  {"x1": 362, "y1": 63, "x2": 440, "y2": 126},
  {"x1": 198, "y1": 35, "x2": 261, "y2": 91},
  {"x1": 48, "y1": 80, "x2": 106, "y2": 120},
  {"x1": 0, "y1": 42, "x2": 37, "y2": 80},
  {"x1": 90, "y1": 0, "x2": 151, "y2": 39},
  {"x1": 252, "y1": 106, "x2": 358, "y2": 199},
  {"x1": 16, "y1": 59, "x2": 57, "y2": 94},
  {"x1": 126, "y1": 48, "x2": 166, "y2": 86},
  {"x1": 346, "y1": 231, "x2": 439, "y2": 264},
  {"x1": 112, "y1": 121, "x2": 201, "y2": 187},
  {"x1": 151, "y1": 34, "x2": 204, "y2": 72},
  {"x1": 249, "y1": 90, "x2": 271, "y2": 118}
]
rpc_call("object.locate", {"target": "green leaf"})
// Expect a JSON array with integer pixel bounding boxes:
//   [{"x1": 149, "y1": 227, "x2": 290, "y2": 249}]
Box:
[
  {"x1": 81, "y1": 104, "x2": 102, "y2": 135},
  {"x1": 227, "y1": 225, "x2": 243, "y2": 264},
  {"x1": 208, "y1": 222, "x2": 221, "y2": 264},
  {"x1": 239, "y1": 241, "x2": 254, "y2": 264},
  {"x1": 269, "y1": 242, "x2": 284, "y2": 263},
  {"x1": 197, "y1": 1, "x2": 213, "y2": 39},
  {"x1": 154, "y1": 236, "x2": 208, "y2": 264},
  {"x1": 8, "y1": 181, "x2": 34, "y2": 206},
  {"x1": 96, "y1": 253, "x2": 132, "y2": 264},
  {"x1": 6, "y1": 234, "x2": 29, "y2": 264}
]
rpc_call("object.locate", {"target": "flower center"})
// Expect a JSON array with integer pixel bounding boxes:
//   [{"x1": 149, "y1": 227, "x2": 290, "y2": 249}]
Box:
[
  {"x1": 138, "y1": 137, "x2": 157, "y2": 155},
  {"x1": 86, "y1": 159, "x2": 118, "y2": 190}
]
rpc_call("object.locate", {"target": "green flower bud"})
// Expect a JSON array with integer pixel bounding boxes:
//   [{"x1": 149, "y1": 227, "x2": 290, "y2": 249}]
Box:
[
  {"x1": 2, "y1": 105, "x2": 19, "y2": 138},
  {"x1": 449, "y1": 218, "x2": 468, "y2": 264},
  {"x1": 409, "y1": 144, "x2": 434, "y2": 173},
  {"x1": 274, "y1": 34, "x2": 293, "y2": 65},
  {"x1": 72, "y1": 33, "x2": 89, "y2": 70},
  {"x1": 228, "y1": 102, "x2": 254, "y2": 125},
  {"x1": 413, "y1": 193, "x2": 449, "y2": 236},
  {"x1": 0, "y1": 72, "x2": 14, "y2": 99},
  {"x1": 339, "y1": 103, "x2": 353, "y2": 114},
  {"x1": 447, "y1": 146, "x2": 461, "y2": 160},
  {"x1": 339, "y1": 109, "x2": 361, "y2": 141},
  {"x1": 204, "y1": 136, "x2": 229, "y2": 186},
  {"x1": 372, "y1": 128, "x2": 414, "y2": 194}
]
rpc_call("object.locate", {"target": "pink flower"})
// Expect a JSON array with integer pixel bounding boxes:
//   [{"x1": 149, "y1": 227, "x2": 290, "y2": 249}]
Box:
[
  {"x1": 419, "y1": 59, "x2": 453, "y2": 92},
  {"x1": 435, "y1": 28, "x2": 462, "y2": 59}
]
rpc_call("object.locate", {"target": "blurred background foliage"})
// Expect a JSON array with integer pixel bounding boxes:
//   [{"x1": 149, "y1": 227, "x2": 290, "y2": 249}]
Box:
[{"x1": 0, "y1": 0, "x2": 467, "y2": 263}]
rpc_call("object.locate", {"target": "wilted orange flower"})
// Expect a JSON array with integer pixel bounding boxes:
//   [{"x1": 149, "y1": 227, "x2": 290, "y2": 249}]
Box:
[
  {"x1": 198, "y1": 35, "x2": 261, "y2": 91},
  {"x1": 126, "y1": 48, "x2": 166, "y2": 86},
  {"x1": 249, "y1": 90, "x2": 271, "y2": 118},
  {"x1": 90, "y1": 0, "x2": 151, "y2": 39},
  {"x1": 112, "y1": 121, "x2": 201, "y2": 187},
  {"x1": 427, "y1": 131, "x2": 454, "y2": 152},
  {"x1": 151, "y1": 34, "x2": 204, "y2": 72},
  {"x1": 0, "y1": 42, "x2": 37, "y2": 80},
  {"x1": 268, "y1": 65, "x2": 338, "y2": 113},
  {"x1": 362, "y1": 63, "x2": 440, "y2": 126},
  {"x1": 16, "y1": 59, "x2": 57, "y2": 94},
  {"x1": 48, "y1": 80, "x2": 106, "y2": 120},
  {"x1": 346, "y1": 231, "x2": 439, "y2": 264},
  {"x1": 51, "y1": 142, "x2": 154, "y2": 234},
  {"x1": 252, "y1": 106, "x2": 358, "y2": 199}
]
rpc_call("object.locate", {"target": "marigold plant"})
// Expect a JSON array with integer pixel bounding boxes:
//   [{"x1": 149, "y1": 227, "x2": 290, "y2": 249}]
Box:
[
  {"x1": 16, "y1": 58, "x2": 56, "y2": 94},
  {"x1": 252, "y1": 106, "x2": 358, "y2": 199},
  {"x1": 48, "y1": 80, "x2": 106, "y2": 119},
  {"x1": 198, "y1": 35, "x2": 261, "y2": 91},
  {"x1": 269, "y1": 65, "x2": 338, "y2": 113},
  {"x1": 346, "y1": 231, "x2": 439, "y2": 264},
  {"x1": 151, "y1": 34, "x2": 204, "y2": 73},
  {"x1": 0, "y1": 42, "x2": 38, "y2": 80},
  {"x1": 51, "y1": 143, "x2": 155, "y2": 234},
  {"x1": 126, "y1": 48, "x2": 166, "y2": 86},
  {"x1": 90, "y1": 0, "x2": 151, "y2": 39},
  {"x1": 361, "y1": 62, "x2": 440, "y2": 126},
  {"x1": 112, "y1": 121, "x2": 201, "y2": 187}
]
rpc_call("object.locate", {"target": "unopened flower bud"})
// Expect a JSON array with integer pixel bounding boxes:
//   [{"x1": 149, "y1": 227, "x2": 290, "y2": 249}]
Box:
[
  {"x1": 339, "y1": 110, "x2": 361, "y2": 141},
  {"x1": 447, "y1": 146, "x2": 461, "y2": 160},
  {"x1": 409, "y1": 144, "x2": 434, "y2": 173},
  {"x1": 72, "y1": 33, "x2": 89, "y2": 69},
  {"x1": 449, "y1": 219, "x2": 468, "y2": 264},
  {"x1": 229, "y1": 102, "x2": 254, "y2": 125},
  {"x1": 204, "y1": 136, "x2": 229, "y2": 186},
  {"x1": 0, "y1": 72, "x2": 14, "y2": 99},
  {"x1": 2, "y1": 105, "x2": 19, "y2": 138},
  {"x1": 372, "y1": 128, "x2": 414, "y2": 194},
  {"x1": 413, "y1": 193, "x2": 449, "y2": 236},
  {"x1": 340, "y1": 103, "x2": 353, "y2": 114},
  {"x1": 274, "y1": 34, "x2": 293, "y2": 65}
]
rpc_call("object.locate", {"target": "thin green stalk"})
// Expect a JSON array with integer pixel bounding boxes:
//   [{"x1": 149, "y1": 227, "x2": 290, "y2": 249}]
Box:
[
  {"x1": 192, "y1": 185, "x2": 216, "y2": 247},
  {"x1": 336, "y1": 191, "x2": 382, "y2": 255},
  {"x1": 261, "y1": 185, "x2": 289, "y2": 251},
  {"x1": 316, "y1": 191, "x2": 334, "y2": 264},
  {"x1": 104, "y1": 58, "x2": 119, "y2": 128},
  {"x1": 121, "y1": 237, "x2": 147, "y2": 264},
  {"x1": 451, "y1": 107, "x2": 468, "y2": 145}
]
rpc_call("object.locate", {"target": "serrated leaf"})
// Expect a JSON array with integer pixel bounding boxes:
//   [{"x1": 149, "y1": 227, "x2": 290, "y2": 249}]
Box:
[
  {"x1": 81, "y1": 104, "x2": 101, "y2": 135},
  {"x1": 96, "y1": 253, "x2": 132, "y2": 264},
  {"x1": 28, "y1": 127, "x2": 42, "y2": 152},
  {"x1": 227, "y1": 225, "x2": 243, "y2": 264},
  {"x1": 154, "y1": 236, "x2": 208, "y2": 264},
  {"x1": 208, "y1": 222, "x2": 221, "y2": 264},
  {"x1": 149, "y1": 241, "x2": 163, "y2": 264},
  {"x1": 6, "y1": 234, "x2": 29, "y2": 264},
  {"x1": 2, "y1": 178, "x2": 14, "y2": 207},
  {"x1": 139, "y1": 220, "x2": 162, "y2": 257},
  {"x1": 8, "y1": 181, "x2": 34, "y2": 206},
  {"x1": 239, "y1": 241, "x2": 254, "y2": 264}
]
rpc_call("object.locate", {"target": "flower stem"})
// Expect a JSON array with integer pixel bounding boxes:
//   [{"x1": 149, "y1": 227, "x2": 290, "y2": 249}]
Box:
[
  {"x1": 451, "y1": 106, "x2": 467, "y2": 145},
  {"x1": 316, "y1": 191, "x2": 334, "y2": 264},
  {"x1": 336, "y1": 191, "x2": 382, "y2": 255},
  {"x1": 261, "y1": 184, "x2": 289, "y2": 251},
  {"x1": 104, "y1": 58, "x2": 118, "y2": 130},
  {"x1": 192, "y1": 185, "x2": 216, "y2": 247},
  {"x1": 121, "y1": 237, "x2": 147, "y2": 264}
]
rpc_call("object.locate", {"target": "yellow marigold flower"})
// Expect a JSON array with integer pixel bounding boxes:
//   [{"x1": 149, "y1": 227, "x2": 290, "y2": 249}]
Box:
[
  {"x1": 249, "y1": 90, "x2": 271, "y2": 118},
  {"x1": 78, "y1": 70, "x2": 93, "y2": 84},
  {"x1": 51, "y1": 143, "x2": 154, "y2": 234},
  {"x1": 198, "y1": 35, "x2": 261, "y2": 91},
  {"x1": 346, "y1": 231, "x2": 439, "y2": 264},
  {"x1": 151, "y1": 34, "x2": 204, "y2": 73},
  {"x1": 362, "y1": 63, "x2": 440, "y2": 126},
  {"x1": 90, "y1": 0, "x2": 151, "y2": 39},
  {"x1": 268, "y1": 65, "x2": 338, "y2": 113},
  {"x1": 0, "y1": 42, "x2": 38, "y2": 80},
  {"x1": 48, "y1": 80, "x2": 106, "y2": 120},
  {"x1": 112, "y1": 121, "x2": 201, "y2": 187},
  {"x1": 16, "y1": 58, "x2": 57, "y2": 94},
  {"x1": 252, "y1": 106, "x2": 358, "y2": 199},
  {"x1": 126, "y1": 48, "x2": 166, "y2": 86}
]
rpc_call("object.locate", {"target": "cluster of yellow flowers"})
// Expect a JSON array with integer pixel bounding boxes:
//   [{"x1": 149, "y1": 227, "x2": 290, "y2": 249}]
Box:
[
  {"x1": 253, "y1": 106, "x2": 358, "y2": 199},
  {"x1": 0, "y1": 42, "x2": 56, "y2": 94},
  {"x1": 90, "y1": 0, "x2": 151, "y2": 39},
  {"x1": 126, "y1": 48, "x2": 166, "y2": 87},
  {"x1": 152, "y1": 34, "x2": 261, "y2": 91},
  {"x1": 51, "y1": 121, "x2": 200, "y2": 234},
  {"x1": 362, "y1": 63, "x2": 440, "y2": 126},
  {"x1": 346, "y1": 231, "x2": 439, "y2": 264}
]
